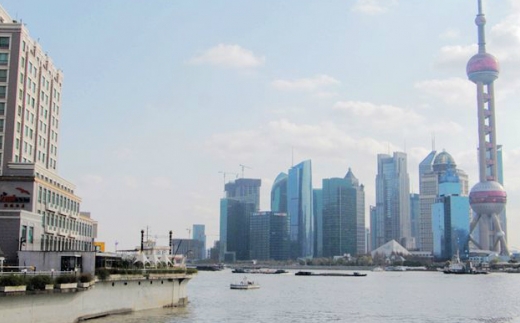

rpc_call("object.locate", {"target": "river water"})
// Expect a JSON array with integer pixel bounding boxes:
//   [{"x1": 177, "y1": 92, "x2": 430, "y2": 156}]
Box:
[{"x1": 93, "y1": 269, "x2": 520, "y2": 323}]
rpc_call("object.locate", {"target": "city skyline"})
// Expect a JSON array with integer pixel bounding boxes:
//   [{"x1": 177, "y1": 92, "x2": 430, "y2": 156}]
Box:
[{"x1": 2, "y1": 1, "x2": 519, "y2": 251}]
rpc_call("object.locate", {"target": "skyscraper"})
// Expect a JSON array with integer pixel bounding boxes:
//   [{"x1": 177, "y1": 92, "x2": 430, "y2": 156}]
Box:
[
  {"x1": 419, "y1": 151, "x2": 469, "y2": 252},
  {"x1": 220, "y1": 177, "x2": 261, "y2": 261},
  {"x1": 249, "y1": 211, "x2": 289, "y2": 261},
  {"x1": 432, "y1": 169, "x2": 470, "y2": 260},
  {"x1": 410, "y1": 193, "x2": 420, "y2": 248},
  {"x1": 313, "y1": 188, "x2": 323, "y2": 258},
  {"x1": 466, "y1": 0, "x2": 509, "y2": 255},
  {"x1": 287, "y1": 160, "x2": 313, "y2": 259},
  {"x1": 322, "y1": 168, "x2": 365, "y2": 257},
  {"x1": 192, "y1": 224, "x2": 206, "y2": 260},
  {"x1": 225, "y1": 178, "x2": 261, "y2": 211},
  {"x1": 374, "y1": 152, "x2": 411, "y2": 249},
  {"x1": 271, "y1": 172, "x2": 287, "y2": 213},
  {"x1": 0, "y1": 6, "x2": 97, "y2": 269}
]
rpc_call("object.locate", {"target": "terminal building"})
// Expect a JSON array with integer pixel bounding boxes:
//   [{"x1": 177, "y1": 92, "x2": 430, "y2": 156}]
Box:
[{"x1": 0, "y1": 6, "x2": 97, "y2": 272}]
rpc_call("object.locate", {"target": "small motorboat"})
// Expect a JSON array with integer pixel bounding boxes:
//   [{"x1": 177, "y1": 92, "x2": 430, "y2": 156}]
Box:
[{"x1": 230, "y1": 277, "x2": 260, "y2": 290}]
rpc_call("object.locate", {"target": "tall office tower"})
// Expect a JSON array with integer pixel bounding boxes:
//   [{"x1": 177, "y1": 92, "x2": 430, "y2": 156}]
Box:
[
  {"x1": 225, "y1": 200, "x2": 256, "y2": 260},
  {"x1": 225, "y1": 178, "x2": 261, "y2": 211},
  {"x1": 249, "y1": 211, "x2": 289, "y2": 261},
  {"x1": 287, "y1": 160, "x2": 313, "y2": 259},
  {"x1": 271, "y1": 172, "x2": 287, "y2": 213},
  {"x1": 418, "y1": 150, "x2": 437, "y2": 251},
  {"x1": 192, "y1": 224, "x2": 206, "y2": 260},
  {"x1": 313, "y1": 189, "x2": 323, "y2": 258},
  {"x1": 466, "y1": 0, "x2": 509, "y2": 255},
  {"x1": 419, "y1": 151, "x2": 469, "y2": 252},
  {"x1": 0, "y1": 6, "x2": 96, "y2": 268},
  {"x1": 322, "y1": 168, "x2": 365, "y2": 257},
  {"x1": 410, "y1": 193, "x2": 420, "y2": 249},
  {"x1": 369, "y1": 206, "x2": 377, "y2": 252},
  {"x1": 432, "y1": 169, "x2": 470, "y2": 260},
  {"x1": 375, "y1": 152, "x2": 411, "y2": 249}
]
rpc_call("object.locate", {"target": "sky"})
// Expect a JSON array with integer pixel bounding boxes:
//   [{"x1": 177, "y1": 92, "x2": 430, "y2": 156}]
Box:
[{"x1": 2, "y1": 0, "x2": 519, "y2": 252}]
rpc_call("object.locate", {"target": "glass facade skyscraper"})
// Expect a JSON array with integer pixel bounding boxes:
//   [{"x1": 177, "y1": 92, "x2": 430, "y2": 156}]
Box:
[
  {"x1": 419, "y1": 151, "x2": 468, "y2": 252},
  {"x1": 432, "y1": 169, "x2": 470, "y2": 260},
  {"x1": 375, "y1": 152, "x2": 411, "y2": 249},
  {"x1": 322, "y1": 168, "x2": 365, "y2": 257},
  {"x1": 249, "y1": 211, "x2": 289, "y2": 261},
  {"x1": 192, "y1": 224, "x2": 206, "y2": 260},
  {"x1": 271, "y1": 172, "x2": 288, "y2": 213},
  {"x1": 313, "y1": 189, "x2": 323, "y2": 258},
  {"x1": 287, "y1": 160, "x2": 314, "y2": 259}
]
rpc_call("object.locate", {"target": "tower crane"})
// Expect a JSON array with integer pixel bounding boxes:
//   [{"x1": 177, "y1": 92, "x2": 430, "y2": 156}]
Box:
[
  {"x1": 239, "y1": 164, "x2": 252, "y2": 178},
  {"x1": 218, "y1": 171, "x2": 238, "y2": 186}
]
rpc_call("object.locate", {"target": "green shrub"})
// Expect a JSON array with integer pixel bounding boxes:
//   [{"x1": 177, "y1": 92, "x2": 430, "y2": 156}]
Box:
[
  {"x1": 0, "y1": 275, "x2": 26, "y2": 286},
  {"x1": 55, "y1": 274, "x2": 77, "y2": 284},
  {"x1": 186, "y1": 268, "x2": 198, "y2": 275},
  {"x1": 173, "y1": 268, "x2": 186, "y2": 274},
  {"x1": 79, "y1": 273, "x2": 93, "y2": 283},
  {"x1": 27, "y1": 275, "x2": 53, "y2": 290},
  {"x1": 95, "y1": 268, "x2": 110, "y2": 281}
]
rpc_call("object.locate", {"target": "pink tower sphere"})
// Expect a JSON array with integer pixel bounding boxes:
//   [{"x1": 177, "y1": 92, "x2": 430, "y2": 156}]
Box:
[
  {"x1": 467, "y1": 53, "x2": 499, "y2": 84},
  {"x1": 469, "y1": 181, "x2": 507, "y2": 215}
]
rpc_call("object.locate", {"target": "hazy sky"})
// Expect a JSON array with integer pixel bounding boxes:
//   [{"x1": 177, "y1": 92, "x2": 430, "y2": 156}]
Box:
[{"x1": 3, "y1": 0, "x2": 519, "y2": 252}]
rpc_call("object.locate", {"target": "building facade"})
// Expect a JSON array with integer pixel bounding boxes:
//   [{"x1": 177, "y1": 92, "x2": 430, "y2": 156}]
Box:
[
  {"x1": 249, "y1": 211, "x2": 289, "y2": 261},
  {"x1": 192, "y1": 224, "x2": 206, "y2": 260},
  {"x1": 419, "y1": 151, "x2": 468, "y2": 253},
  {"x1": 313, "y1": 188, "x2": 323, "y2": 258},
  {"x1": 374, "y1": 152, "x2": 411, "y2": 249},
  {"x1": 0, "y1": 6, "x2": 96, "y2": 269},
  {"x1": 287, "y1": 160, "x2": 314, "y2": 259},
  {"x1": 270, "y1": 172, "x2": 287, "y2": 213},
  {"x1": 225, "y1": 178, "x2": 261, "y2": 211},
  {"x1": 431, "y1": 169, "x2": 470, "y2": 260},
  {"x1": 321, "y1": 168, "x2": 365, "y2": 257}
]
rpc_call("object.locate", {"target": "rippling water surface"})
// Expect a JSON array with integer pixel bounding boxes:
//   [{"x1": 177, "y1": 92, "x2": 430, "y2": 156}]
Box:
[{"x1": 92, "y1": 269, "x2": 520, "y2": 323}]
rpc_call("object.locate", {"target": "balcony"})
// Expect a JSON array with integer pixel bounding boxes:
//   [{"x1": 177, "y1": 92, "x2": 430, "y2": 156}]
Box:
[
  {"x1": 58, "y1": 207, "x2": 70, "y2": 216},
  {"x1": 69, "y1": 211, "x2": 79, "y2": 219},
  {"x1": 57, "y1": 228, "x2": 69, "y2": 237},
  {"x1": 45, "y1": 203, "x2": 58, "y2": 212},
  {"x1": 69, "y1": 231, "x2": 78, "y2": 239},
  {"x1": 44, "y1": 225, "x2": 56, "y2": 234}
]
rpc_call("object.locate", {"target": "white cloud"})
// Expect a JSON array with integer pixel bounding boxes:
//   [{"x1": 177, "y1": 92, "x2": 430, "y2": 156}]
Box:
[
  {"x1": 332, "y1": 100, "x2": 423, "y2": 126},
  {"x1": 271, "y1": 75, "x2": 340, "y2": 92},
  {"x1": 351, "y1": 0, "x2": 397, "y2": 15},
  {"x1": 414, "y1": 77, "x2": 473, "y2": 106},
  {"x1": 434, "y1": 45, "x2": 476, "y2": 70},
  {"x1": 188, "y1": 44, "x2": 265, "y2": 68}
]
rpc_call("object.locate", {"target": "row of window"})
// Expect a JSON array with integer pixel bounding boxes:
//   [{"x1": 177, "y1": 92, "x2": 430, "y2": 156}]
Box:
[
  {"x1": 36, "y1": 172, "x2": 74, "y2": 194},
  {"x1": 38, "y1": 186, "x2": 80, "y2": 213},
  {"x1": 41, "y1": 236, "x2": 94, "y2": 252},
  {"x1": 42, "y1": 212, "x2": 93, "y2": 237}
]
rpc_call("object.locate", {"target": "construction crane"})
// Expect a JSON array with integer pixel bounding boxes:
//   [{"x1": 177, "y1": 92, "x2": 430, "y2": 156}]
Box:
[
  {"x1": 239, "y1": 164, "x2": 252, "y2": 178},
  {"x1": 218, "y1": 171, "x2": 238, "y2": 186}
]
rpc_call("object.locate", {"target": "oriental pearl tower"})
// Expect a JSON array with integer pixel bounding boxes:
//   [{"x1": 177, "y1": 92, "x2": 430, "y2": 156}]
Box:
[{"x1": 467, "y1": 0, "x2": 509, "y2": 256}]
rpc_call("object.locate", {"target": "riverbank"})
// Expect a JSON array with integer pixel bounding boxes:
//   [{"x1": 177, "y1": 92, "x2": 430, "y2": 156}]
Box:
[{"x1": 0, "y1": 273, "x2": 194, "y2": 323}]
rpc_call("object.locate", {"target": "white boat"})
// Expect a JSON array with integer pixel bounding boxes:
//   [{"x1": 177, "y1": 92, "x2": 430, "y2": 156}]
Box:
[{"x1": 230, "y1": 277, "x2": 260, "y2": 290}]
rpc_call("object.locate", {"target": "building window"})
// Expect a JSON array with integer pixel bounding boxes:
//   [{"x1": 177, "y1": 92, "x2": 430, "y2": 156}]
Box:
[
  {"x1": 0, "y1": 120, "x2": 4, "y2": 132},
  {"x1": 0, "y1": 70, "x2": 6, "y2": 82},
  {"x1": 0, "y1": 37, "x2": 9, "y2": 49},
  {"x1": 28, "y1": 227, "x2": 34, "y2": 244},
  {"x1": 21, "y1": 225, "x2": 27, "y2": 247},
  {"x1": 0, "y1": 53, "x2": 8, "y2": 65},
  {"x1": 0, "y1": 86, "x2": 5, "y2": 99},
  {"x1": 0, "y1": 102, "x2": 4, "y2": 115}
]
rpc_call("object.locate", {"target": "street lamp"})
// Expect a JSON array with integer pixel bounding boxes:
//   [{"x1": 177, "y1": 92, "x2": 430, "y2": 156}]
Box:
[{"x1": 0, "y1": 257, "x2": 5, "y2": 272}]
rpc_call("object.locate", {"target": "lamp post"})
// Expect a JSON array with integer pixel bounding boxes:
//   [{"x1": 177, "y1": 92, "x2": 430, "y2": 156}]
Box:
[{"x1": 0, "y1": 257, "x2": 5, "y2": 272}]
